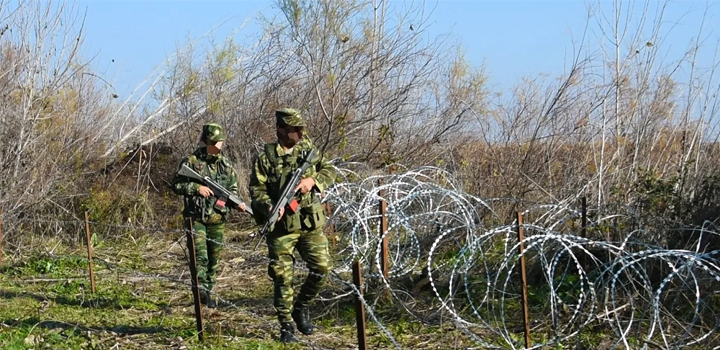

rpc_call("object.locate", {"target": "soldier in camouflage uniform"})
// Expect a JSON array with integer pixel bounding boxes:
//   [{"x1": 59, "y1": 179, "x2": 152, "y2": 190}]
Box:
[
  {"x1": 249, "y1": 108, "x2": 337, "y2": 342},
  {"x1": 171, "y1": 123, "x2": 246, "y2": 308}
]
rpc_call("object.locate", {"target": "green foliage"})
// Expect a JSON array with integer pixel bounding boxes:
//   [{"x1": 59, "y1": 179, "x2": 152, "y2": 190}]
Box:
[
  {"x1": 49, "y1": 279, "x2": 86, "y2": 295},
  {"x1": 81, "y1": 187, "x2": 154, "y2": 226},
  {"x1": 527, "y1": 273, "x2": 581, "y2": 307},
  {"x1": 686, "y1": 173, "x2": 720, "y2": 224},
  {"x1": 630, "y1": 168, "x2": 720, "y2": 248},
  {"x1": 212, "y1": 41, "x2": 237, "y2": 84},
  {"x1": 4, "y1": 255, "x2": 87, "y2": 278},
  {"x1": 387, "y1": 316, "x2": 427, "y2": 341},
  {"x1": 634, "y1": 168, "x2": 682, "y2": 219},
  {"x1": 0, "y1": 318, "x2": 88, "y2": 350}
]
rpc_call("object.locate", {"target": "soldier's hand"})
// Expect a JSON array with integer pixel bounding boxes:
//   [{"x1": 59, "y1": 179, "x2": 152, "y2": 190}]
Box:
[
  {"x1": 294, "y1": 177, "x2": 316, "y2": 194},
  {"x1": 277, "y1": 207, "x2": 285, "y2": 222},
  {"x1": 237, "y1": 203, "x2": 246, "y2": 212},
  {"x1": 198, "y1": 186, "x2": 214, "y2": 198}
]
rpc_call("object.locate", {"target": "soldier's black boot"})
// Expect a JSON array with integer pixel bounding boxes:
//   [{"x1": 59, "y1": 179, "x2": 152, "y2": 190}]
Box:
[
  {"x1": 199, "y1": 289, "x2": 209, "y2": 304},
  {"x1": 292, "y1": 305, "x2": 314, "y2": 335},
  {"x1": 206, "y1": 295, "x2": 217, "y2": 309},
  {"x1": 199, "y1": 289, "x2": 216, "y2": 308},
  {"x1": 279, "y1": 322, "x2": 297, "y2": 343}
]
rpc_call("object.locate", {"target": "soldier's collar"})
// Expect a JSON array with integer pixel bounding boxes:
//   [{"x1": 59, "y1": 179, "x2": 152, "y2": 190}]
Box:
[{"x1": 275, "y1": 143, "x2": 295, "y2": 157}]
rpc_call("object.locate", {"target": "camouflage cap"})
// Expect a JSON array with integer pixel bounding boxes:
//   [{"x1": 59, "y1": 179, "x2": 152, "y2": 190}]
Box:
[
  {"x1": 202, "y1": 122, "x2": 226, "y2": 142},
  {"x1": 276, "y1": 108, "x2": 307, "y2": 127}
]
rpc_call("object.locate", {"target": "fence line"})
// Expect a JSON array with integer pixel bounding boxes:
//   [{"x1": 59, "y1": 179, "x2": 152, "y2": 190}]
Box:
[{"x1": 3, "y1": 166, "x2": 720, "y2": 349}]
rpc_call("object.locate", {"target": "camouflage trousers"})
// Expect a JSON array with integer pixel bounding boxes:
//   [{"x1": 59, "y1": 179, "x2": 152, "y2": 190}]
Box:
[
  {"x1": 267, "y1": 227, "x2": 331, "y2": 323},
  {"x1": 193, "y1": 220, "x2": 224, "y2": 292}
]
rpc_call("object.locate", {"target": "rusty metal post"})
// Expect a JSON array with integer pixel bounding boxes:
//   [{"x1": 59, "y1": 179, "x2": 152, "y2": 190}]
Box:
[
  {"x1": 84, "y1": 212, "x2": 96, "y2": 294},
  {"x1": 323, "y1": 200, "x2": 336, "y2": 249},
  {"x1": 581, "y1": 196, "x2": 588, "y2": 270},
  {"x1": 516, "y1": 212, "x2": 531, "y2": 349},
  {"x1": 185, "y1": 218, "x2": 204, "y2": 342},
  {"x1": 378, "y1": 179, "x2": 389, "y2": 279},
  {"x1": 352, "y1": 261, "x2": 368, "y2": 350},
  {"x1": 0, "y1": 209, "x2": 3, "y2": 266},
  {"x1": 581, "y1": 196, "x2": 587, "y2": 239}
]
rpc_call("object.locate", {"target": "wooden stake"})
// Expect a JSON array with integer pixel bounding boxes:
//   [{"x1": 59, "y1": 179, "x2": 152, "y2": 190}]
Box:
[
  {"x1": 185, "y1": 218, "x2": 204, "y2": 342},
  {"x1": 84, "y1": 212, "x2": 96, "y2": 294},
  {"x1": 581, "y1": 196, "x2": 588, "y2": 270},
  {"x1": 323, "y1": 199, "x2": 336, "y2": 249},
  {"x1": 581, "y1": 196, "x2": 587, "y2": 239},
  {"x1": 378, "y1": 179, "x2": 389, "y2": 279},
  {"x1": 0, "y1": 209, "x2": 3, "y2": 266},
  {"x1": 352, "y1": 261, "x2": 368, "y2": 350},
  {"x1": 516, "y1": 212, "x2": 531, "y2": 349}
]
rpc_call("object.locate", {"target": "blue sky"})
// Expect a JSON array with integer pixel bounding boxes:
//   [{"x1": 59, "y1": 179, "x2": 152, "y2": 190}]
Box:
[{"x1": 75, "y1": 0, "x2": 720, "y2": 98}]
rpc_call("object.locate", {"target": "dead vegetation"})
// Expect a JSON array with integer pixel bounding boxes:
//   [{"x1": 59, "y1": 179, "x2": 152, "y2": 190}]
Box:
[{"x1": 2, "y1": 0, "x2": 720, "y2": 348}]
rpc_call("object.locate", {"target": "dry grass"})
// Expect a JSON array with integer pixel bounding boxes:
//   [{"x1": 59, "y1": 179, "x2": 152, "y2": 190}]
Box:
[{"x1": 0, "y1": 228, "x2": 478, "y2": 350}]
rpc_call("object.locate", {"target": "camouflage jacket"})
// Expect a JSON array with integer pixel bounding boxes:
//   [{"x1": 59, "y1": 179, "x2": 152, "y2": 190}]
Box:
[
  {"x1": 171, "y1": 147, "x2": 239, "y2": 223},
  {"x1": 249, "y1": 137, "x2": 337, "y2": 233}
]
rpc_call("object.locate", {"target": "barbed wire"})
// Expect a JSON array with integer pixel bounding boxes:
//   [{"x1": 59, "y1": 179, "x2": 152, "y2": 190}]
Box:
[
  {"x1": 4, "y1": 166, "x2": 720, "y2": 348},
  {"x1": 320, "y1": 166, "x2": 720, "y2": 349}
]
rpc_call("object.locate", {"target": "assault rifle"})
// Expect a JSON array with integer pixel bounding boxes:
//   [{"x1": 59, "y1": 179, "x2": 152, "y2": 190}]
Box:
[
  {"x1": 177, "y1": 164, "x2": 253, "y2": 215},
  {"x1": 253, "y1": 148, "x2": 317, "y2": 250}
]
